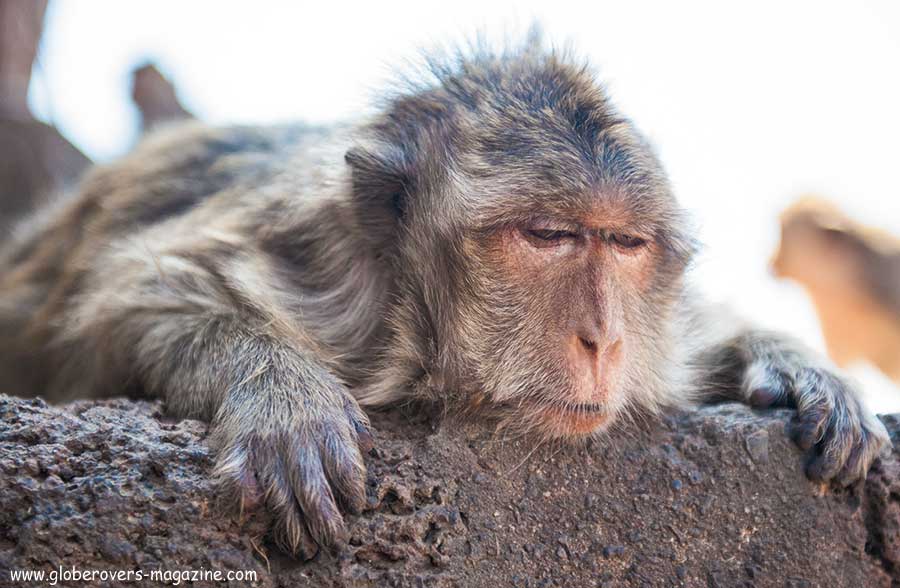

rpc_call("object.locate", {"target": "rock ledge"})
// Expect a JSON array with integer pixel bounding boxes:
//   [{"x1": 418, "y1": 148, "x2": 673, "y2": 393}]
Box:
[{"x1": 2, "y1": 394, "x2": 900, "y2": 587}]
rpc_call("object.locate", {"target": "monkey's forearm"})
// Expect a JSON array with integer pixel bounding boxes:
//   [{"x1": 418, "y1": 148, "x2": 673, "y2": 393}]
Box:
[{"x1": 139, "y1": 317, "x2": 329, "y2": 420}]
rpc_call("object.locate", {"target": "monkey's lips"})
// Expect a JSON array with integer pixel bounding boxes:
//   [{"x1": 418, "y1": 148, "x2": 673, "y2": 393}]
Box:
[{"x1": 533, "y1": 402, "x2": 609, "y2": 436}]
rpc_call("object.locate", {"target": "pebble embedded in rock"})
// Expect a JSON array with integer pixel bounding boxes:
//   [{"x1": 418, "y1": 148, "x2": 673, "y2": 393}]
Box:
[
  {"x1": 744, "y1": 429, "x2": 770, "y2": 464},
  {"x1": 602, "y1": 545, "x2": 625, "y2": 558}
]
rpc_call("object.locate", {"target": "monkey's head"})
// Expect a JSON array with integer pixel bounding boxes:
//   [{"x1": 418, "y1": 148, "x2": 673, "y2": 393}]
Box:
[{"x1": 349, "y1": 42, "x2": 697, "y2": 439}]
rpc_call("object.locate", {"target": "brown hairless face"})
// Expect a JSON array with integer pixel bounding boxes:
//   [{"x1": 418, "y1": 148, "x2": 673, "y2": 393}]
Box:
[
  {"x1": 461, "y1": 197, "x2": 671, "y2": 438},
  {"x1": 496, "y1": 210, "x2": 652, "y2": 433}
]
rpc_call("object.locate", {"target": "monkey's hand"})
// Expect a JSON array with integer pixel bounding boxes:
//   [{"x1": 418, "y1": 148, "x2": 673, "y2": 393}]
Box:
[
  {"x1": 209, "y1": 386, "x2": 373, "y2": 559},
  {"x1": 733, "y1": 334, "x2": 890, "y2": 485}
]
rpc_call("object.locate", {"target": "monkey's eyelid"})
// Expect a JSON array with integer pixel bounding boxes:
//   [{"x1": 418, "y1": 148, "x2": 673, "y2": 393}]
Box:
[
  {"x1": 606, "y1": 232, "x2": 648, "y2": 249},
  {"x1": 525, "y1": 228, "x2": 579, "y2": 242}
]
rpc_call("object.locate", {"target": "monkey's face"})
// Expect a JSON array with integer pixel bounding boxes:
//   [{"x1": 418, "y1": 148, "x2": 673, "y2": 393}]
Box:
[{"x1": 448, "y1": 189, "x2": 691, "y2": 440}]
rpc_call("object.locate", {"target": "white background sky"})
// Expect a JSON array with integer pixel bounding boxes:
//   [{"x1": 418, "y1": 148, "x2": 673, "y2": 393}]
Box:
[{"x1": 29, "y1": 0, "x2": 900, "y2": 411}]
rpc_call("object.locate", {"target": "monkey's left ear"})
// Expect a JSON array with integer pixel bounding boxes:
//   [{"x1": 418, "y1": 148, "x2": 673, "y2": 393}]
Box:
[{"x1": 344, "y1": 142, "x2": 412, "y2": 222}]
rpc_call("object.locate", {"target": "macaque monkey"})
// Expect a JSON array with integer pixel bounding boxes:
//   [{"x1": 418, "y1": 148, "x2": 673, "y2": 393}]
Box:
[{"x1": 0, "y1": 39, "x2": 888, "y2": 558}]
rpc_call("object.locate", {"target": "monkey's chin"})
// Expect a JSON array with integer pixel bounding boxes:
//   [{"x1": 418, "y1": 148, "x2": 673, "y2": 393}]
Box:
[{"x1": 533, "y1": 404, "x2": 609, "y2": 438}]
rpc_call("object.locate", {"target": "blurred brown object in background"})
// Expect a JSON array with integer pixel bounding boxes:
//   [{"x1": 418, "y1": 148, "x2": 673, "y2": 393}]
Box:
[
  {"x1": 0, "y1": 0, "x2": 89, "y2": 236},
  {"x1": 131, "y1": 63, "x2": 193, "y2": 133},
  {"x1": 772, "y1": 197, "x2": 900, "y2": 382},
  {"x1": 0, "y1": 0, "x2": 45, "y2": 120}
]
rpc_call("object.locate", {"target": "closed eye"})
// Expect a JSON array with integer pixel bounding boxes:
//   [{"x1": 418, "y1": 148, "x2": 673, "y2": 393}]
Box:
[
  {"x1": 608, "y1": 232, "x2": 646, "y2": 249},
  {"x1": 526, "y1": 228, "x2": 579, "y2": 242}
]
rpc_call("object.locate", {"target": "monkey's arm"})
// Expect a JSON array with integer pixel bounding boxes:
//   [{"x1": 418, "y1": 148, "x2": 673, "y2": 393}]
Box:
[
  {"x1": 685, "y1": 297, "x2": 889, "y2": 484},
  {"x1": 55, "y1": 228, "x2": 370, "y2": 558}
]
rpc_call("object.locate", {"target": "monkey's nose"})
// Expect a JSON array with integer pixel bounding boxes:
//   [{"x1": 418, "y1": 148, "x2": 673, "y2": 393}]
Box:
[
  {"x1": 578, "y1": 336, "x2": 598, "y2": 355},
  {"x1": 572, "y1": 330, "x2": 622, "y2": 365},
  {"x1": 568, "y1": 332, "x2": 622, "y2": 402},
  {"x1": 575, "y1": 324, "x2": 608, "y2": 356}
]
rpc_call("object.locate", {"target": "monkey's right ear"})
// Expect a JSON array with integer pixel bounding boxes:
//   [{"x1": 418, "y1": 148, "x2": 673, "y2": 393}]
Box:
[{"x1": 344, "y1": 143, "x2": 412, "y2": 221}]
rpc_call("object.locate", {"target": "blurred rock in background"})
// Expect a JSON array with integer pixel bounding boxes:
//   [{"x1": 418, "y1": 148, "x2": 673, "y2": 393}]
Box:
[
  {"x1": 130, "y1": 62, "x2": 193, "y2": 133},
  {"x1": 0, "y1": 0, "x2": 89, "y2": 236},
  {"x1": 772, "y1": 196, "x2": 900, "y2": 383}
]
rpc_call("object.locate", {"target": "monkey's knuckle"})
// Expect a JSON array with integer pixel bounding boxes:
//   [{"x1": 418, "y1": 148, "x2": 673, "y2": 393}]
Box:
[
  {"x1": 859, "y1": 440, "x2": 881, "y2": 471},
  {"x1": 762, "y1": 364, "x2": 791, "y2": 391},
  {"x1": 309, "y1": 406, "x2": 368, "y2": 455},
  {"x1": 805, "y1": 367, "x2": 852, "y2": 399},
  {"x1": 868, "y1": 414, "x2": 891, "y2": 440},
  {"x1": 342, "y1": 392, "x2": 366, "y2": 415},
  {"x1": 212, "y1": 442, "x2": 247, "y2": 478}
]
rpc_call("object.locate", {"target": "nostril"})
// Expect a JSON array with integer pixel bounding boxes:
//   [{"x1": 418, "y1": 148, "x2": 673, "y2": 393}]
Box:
[{"x1": 578, "y1": 336, "x2": 597, "y2": 354}]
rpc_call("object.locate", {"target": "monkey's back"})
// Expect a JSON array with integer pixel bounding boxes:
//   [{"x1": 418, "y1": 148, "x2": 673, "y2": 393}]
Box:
[{"x1": 0, "y1": 121, "x2": 335, "y2": 398}]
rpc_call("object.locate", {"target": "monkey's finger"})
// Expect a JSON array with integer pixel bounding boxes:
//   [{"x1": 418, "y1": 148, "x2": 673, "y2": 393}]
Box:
[
  {"x1": 258, "y1": 451, "x2": 319, "y2": 559},
  {"x1": 805, "y1": 417, "x2": 852, "y2": 482},
  {"x1": 321, "y1": 427, "x2": 368, "y2": 515},
  {"x1": 834, "y1": 436, "x2": 869, "y2": 487},
  {"x1": 213, "y1": 444, "x2": 264, "y2": 512},
  {"x1": 835, "y1": 416, "x2": 890, "y2": 486},
  {"x1": 289, "y1": 442, "x2": 346, "y2": 547},
  {"x1": 801, "y1": 371, "x2": 860, "y2": 481},
  {"x1": 344, "y1": 396, "x2": 375, "y2": 453},
  {"x1": 789, "y1": 406, "x2": 829, "y2": 451},
  {"x1": 356, "y1": 426, "x2": 375, "y2": 454},
  {"x1": 789, "y1": 368, "x2": 834, "y2": 451}
]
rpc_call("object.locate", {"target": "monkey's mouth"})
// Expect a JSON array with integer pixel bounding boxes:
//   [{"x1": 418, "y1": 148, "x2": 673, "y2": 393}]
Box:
[
  {"x1": 530, "y1": 401, "x2": 609, "y2": 436},
  {"x1": 559, "y1": 402, "x2": 605, "y2": 413}
]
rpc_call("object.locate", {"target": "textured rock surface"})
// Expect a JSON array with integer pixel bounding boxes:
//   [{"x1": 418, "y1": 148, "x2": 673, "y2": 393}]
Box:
[{"x1": 1, "y1": 393, "x2": 899, "y2": 587}]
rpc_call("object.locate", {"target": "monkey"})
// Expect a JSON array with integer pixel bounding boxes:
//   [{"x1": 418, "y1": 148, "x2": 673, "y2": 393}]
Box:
[
  {"x1": 0, "y1": 38, "x2": 889, "y2": 559},
  {"x1": 772, "y1": 196, "x2": 900, "y2": 382}
]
